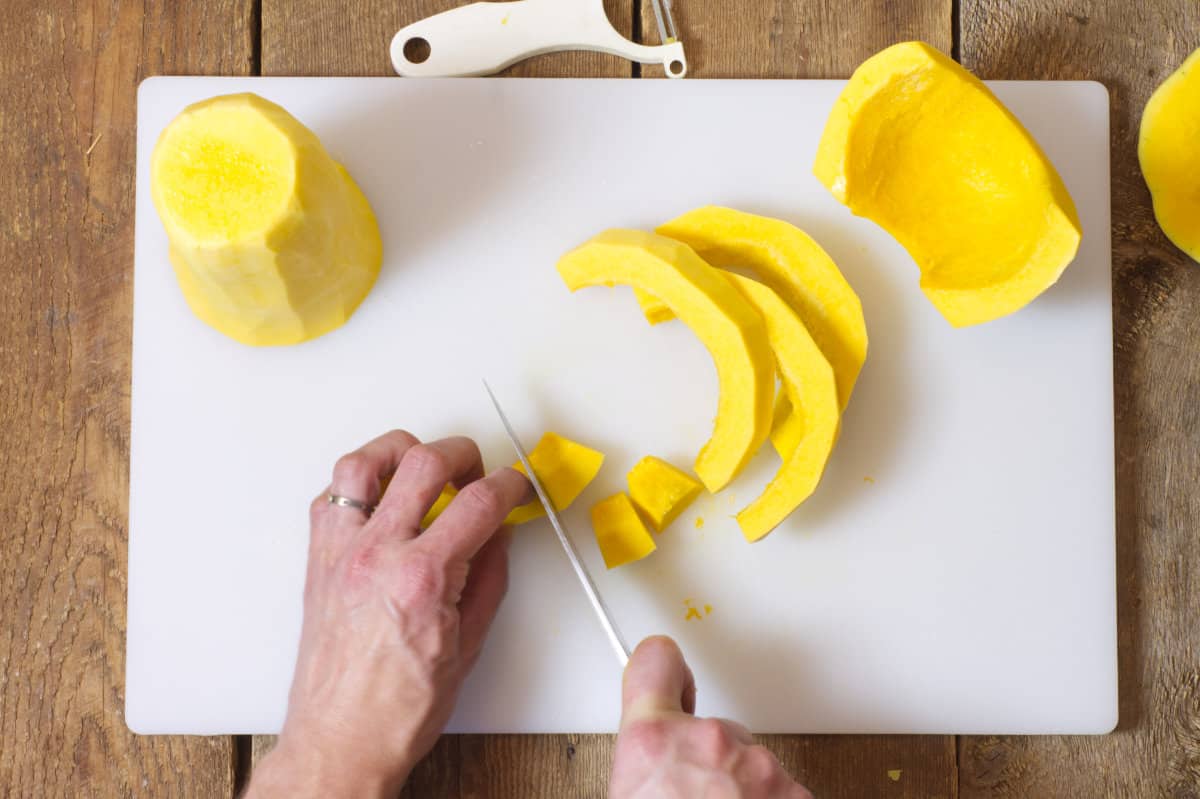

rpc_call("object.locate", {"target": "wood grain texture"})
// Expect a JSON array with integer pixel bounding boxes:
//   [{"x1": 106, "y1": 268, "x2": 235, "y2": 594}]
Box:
[
  {"x1": 640, "y1": 0, "x2": 952, "y2": 78},
  {"x1": 0, "y1": 1, "x2": 254, "y2": 796},
  {"x1": 960, "y1": 2, "x2": 1200, "y2": 797},
  {"x1": 262, "y1": 0, "x2": 634, "y2": 77}
]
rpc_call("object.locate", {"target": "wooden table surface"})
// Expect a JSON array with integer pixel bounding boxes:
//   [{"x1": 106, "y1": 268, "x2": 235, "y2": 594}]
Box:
[{"x1": 3, "y1": 1, "x2": 1199, "y2": 796}]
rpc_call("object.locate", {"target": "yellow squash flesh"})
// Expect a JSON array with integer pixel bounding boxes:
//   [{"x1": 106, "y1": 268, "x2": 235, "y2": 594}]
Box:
[
  {"x1": 626, "y1": 456, "x2": 703, "y2": 533},
  {"x1": 151, "y1": 93, "x2": 381, "y2": 346},
  {"x1": 814, "y1": 42, "x2": 1082, "y2": 327},
  {"x1": 1140, "y1": 47, "x2": 1200, "y2": 263},
  {"x1": 633, "y1": 288, "x2": 675, "y2": 325},
  {"x1": 658, "y1": 207, "x2": 866, "y2": 409},
  {"x1": 557, "y1": 230, "x2": 775, "y2": 492},
  {"x1": 421, "y1": 432, "x2": 604, "y2": 528},
  {"x1": 592, "y1": 493, "x2": 656, "y2": 569},
  {"x1": 725, "y1": 274, "x2": 840, "y2": 542},
  {"x1": 770, "y1": 392, "x2": 805, "y2": 459}
]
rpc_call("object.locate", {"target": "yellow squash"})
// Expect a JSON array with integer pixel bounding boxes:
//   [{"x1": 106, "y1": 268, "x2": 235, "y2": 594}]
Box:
[
  {"x1": 770, "y1": 392, "x2": 805, "y2": 460},
  {"x1": 1140, "y1": 47, "x2": 1200, "y2": 263},
  {"x1": 633, "y1": 288, "x2": 675, "y2": 325},
  {"x1": 724, "y1": 274, "x2": 840, "y2": 542},
  {"x1": 557, "y1": 230, "x2": 775, "y2": 492},
  {"x1": 658, "y1": 206, "x2": 866, "y2": 409},
  {"x1": 626, "y1": 456, "x2": 703, "y2": 533},
  {"x1": 592, "y1": 493, "x2": 656, "y2": 569},
  {"x1": 151, "y1": 93, "x2": 381, "y2": 346},
  {"x1": 814, "y1": 42, "x2": 1082, "y2": 327},
  {"x1": 421, "y1": 432, "x2": 604, "y2": 528}
]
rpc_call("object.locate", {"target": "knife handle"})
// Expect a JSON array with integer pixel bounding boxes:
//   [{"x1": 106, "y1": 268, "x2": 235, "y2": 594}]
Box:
[{"x1": 390, "y1": 0, "x2": 687, "y2": 78}]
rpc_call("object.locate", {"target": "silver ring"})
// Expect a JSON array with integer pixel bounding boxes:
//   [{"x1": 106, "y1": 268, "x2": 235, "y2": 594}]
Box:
[{"x1": 327, "y1": 493, "x2": 375, "y2": 514}]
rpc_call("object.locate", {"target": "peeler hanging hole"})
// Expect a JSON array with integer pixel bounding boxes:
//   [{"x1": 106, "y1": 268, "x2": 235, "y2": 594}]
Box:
[
  {"x1": 403, "y1": 37, "x2": 432, "y2": 64},
  {"x1": 668, "y1": 59, "x2": 685, "y2": 76}
]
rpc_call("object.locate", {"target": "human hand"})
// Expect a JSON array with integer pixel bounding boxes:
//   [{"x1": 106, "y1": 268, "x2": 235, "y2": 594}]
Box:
[
  {"x1": 247, "y1": 430, "x2": 532, "y2": 799},
  {"x1": 610, "y1": 637, "x2": 813, "y2": 799}
]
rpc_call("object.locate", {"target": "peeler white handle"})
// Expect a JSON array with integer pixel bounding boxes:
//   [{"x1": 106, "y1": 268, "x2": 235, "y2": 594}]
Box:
[{"x1": 390, "y1": 0, "x2": 687, "y2": 78}]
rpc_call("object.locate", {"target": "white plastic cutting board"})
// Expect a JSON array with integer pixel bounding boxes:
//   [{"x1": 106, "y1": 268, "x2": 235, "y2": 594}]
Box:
[{"x1": 128, "y1": 77, "x2": 1115, "y2": 735}]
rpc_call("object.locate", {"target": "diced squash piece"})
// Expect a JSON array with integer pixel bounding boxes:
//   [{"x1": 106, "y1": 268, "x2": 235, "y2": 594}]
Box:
[
  {"x1": 557, "y1": 230, "x2": 775, "y2": 492},
  {"x1": 725, "y1": 274, "x2": 840, "y2": 541},
  {"x1": 814, "y1": 42, "x2": 1082, "y2": 327},
  {"x1": 592, "y1": 493, "x2": 656, "y2": 569},
  {"x1": 507, "y1": 432, "x2": 606, "y2": 523},
  {"x1": 627, "y1": 456, "x2": 703, "y2": 532},
  {"x1": 420, "y1": 486, "x2": 456, "y2": 529},
  {"x1": 421, "y1": 432, "x2": 604, "y2": 528},
  {"x1": 151, "y1": 93, "x2": 381, "y2": 346},
  {"x1": 1140, "y1": 47, "x2": 1200, "y2": 263},
  {"x1": 633, "y1": 288, "x2": 675, "y2": 325},
  {"x1": 658, "y1": 206, "x2": 866, "y2": 409}
]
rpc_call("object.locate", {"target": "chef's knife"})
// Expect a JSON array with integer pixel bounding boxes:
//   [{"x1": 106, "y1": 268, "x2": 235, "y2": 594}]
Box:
[{"x1": 483, "y1": 381, "x2": 631, "y2": 667}]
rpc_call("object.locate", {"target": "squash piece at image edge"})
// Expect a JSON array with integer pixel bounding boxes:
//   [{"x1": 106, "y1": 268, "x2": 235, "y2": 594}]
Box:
[
  {"x1": 814, "y1": 42, "x2": 1082, "y2": 327},
  {"x1": 592, "y1": 493, "x2": 656, "y2": 569},
  {"x1": 627, "y1": 456, "x2": 703, "y2": 533},
  {"x1": 557, "y1": 230, "x2": 775, "y2": 493},
  {"x1": 1140, "y1": 46, "x2": 1200, "y2": 263},
  {"x1": 151, "y1": 93, "x2": 381, "y2": 346}
]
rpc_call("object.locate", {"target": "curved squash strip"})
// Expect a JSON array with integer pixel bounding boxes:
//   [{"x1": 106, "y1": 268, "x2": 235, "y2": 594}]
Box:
[
  {"x1": 151, "y1": 93, "x2": 381, "y2": 346},
  {"x1": 557, "y1": 230, "x2": 775, "y2": 492},
  {"x1": 724, "y1": 274, "x2": 839, "y2": 542},
  {"x1": 1140, "y1": 47, "x2": 1200, "y2": 263},
  {"x1": 814, "y1": 42, "x2": 1081, "y2": 327},
  {"x1": 658, "y1": 206, "x2": 866, "y2": 410}
]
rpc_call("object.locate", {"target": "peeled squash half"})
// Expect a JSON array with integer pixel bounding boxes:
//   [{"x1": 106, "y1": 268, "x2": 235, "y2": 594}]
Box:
[
  {"x1": 815, "y1": 42, "x2": 1082, "y2": 327},
  {"x1": 1140, "y1": 47, "x2": 1200, "y2": 263},
  {"x1": 151, "y1": 93, "x2": 382, "y2": 346},
  {"x1": 557, "y1": 230, "x2": 775, "y2": 493}
]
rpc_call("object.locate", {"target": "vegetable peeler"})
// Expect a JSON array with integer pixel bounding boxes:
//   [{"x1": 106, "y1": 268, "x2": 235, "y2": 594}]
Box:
[{"x1": 390, "y1": 0, "x2": 687, "y2": 79}]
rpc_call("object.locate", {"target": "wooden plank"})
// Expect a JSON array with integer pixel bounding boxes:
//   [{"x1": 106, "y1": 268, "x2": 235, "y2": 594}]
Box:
[
  {"x1": 252, "y1": 1, "x2": 957, "y2": 796},
  {"x1": 0, "y1": 1, "x2": 254, "y2": 796},
  {"x1": 960, "y1": 2, "x2": 1200, "y2": 796},
  {"x1": 263, "y1": 0, "x2": 634, "y2": 77},
  {"x1": 640, "y1": 0, "x2": 952, "y2": 78}
]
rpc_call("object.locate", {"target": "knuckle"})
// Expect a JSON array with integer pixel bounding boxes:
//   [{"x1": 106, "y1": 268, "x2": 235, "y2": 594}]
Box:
[
  {"x1": 388, "y1": 429, "x2": 420, "y2": 447},
  {"x1": 620, "y1": 719, "x2": 671, "y2": 761},
  {"x1": 332, "y1": 452, "x2": 372, "y2": 486},
  {"x1": 694, "y1": 718, "x2": 734, "y2": 760},
  {"x1": 309, "y1": 494, "x2": 329, "y2": 522},
  {"x1": 457, "y1": 479, "x2": 507, "y2": 520},
  {"x1": 395, "y1": 550, "x2": 447, "y2": 605},
  {"x1": 402, "y1": 444, "x2": 452, "y2": 480},
  {"x1": 745, "y1": 745, "x2": 779, "y2": 781}
]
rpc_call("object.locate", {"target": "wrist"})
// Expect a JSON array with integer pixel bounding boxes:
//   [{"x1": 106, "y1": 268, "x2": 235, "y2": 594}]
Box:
[{"x1": 247, "y1": 736, "x2": 410, "y2": 799}]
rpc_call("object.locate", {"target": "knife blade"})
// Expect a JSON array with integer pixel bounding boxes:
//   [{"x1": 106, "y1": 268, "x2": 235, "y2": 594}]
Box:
[{"x1": 483, "y1": 380, "x2": 631, "y2": 667}]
